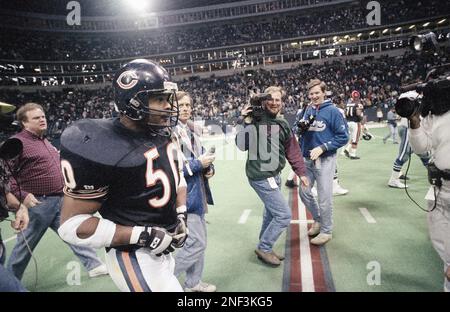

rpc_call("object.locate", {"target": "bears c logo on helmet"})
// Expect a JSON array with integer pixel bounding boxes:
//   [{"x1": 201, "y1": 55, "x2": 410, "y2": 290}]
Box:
[{"x1": 116, "y1": 70, "x2": 139, "y2": 90}]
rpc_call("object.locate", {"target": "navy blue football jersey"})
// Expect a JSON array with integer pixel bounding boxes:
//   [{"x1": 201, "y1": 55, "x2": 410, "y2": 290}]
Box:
[
  {"x1": 60, "y1": 118, "x2": 184, "y2": 230},
  {"x1": 345, "y1": 101, "x2": 364, "y2": 122}
]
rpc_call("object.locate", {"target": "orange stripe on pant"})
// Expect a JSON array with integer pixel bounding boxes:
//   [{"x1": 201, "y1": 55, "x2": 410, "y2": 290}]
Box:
[{"x1": 122, "y1": 252, "x2": 144, "y2": 292}]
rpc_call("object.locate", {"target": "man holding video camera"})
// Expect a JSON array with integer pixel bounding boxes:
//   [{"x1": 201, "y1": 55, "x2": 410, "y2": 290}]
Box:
[
  {"x1": 407, "y1": 91, "x2": 450, "y2": 292},
  {"x1": 236, "y1": 86, "x2": 308, "y2": 267}
]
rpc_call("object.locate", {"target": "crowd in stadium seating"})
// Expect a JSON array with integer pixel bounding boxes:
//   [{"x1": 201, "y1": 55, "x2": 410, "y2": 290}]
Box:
[
  {"x1": 1, "y1": 1, "x2": 449, "y2": 61},
  {"x1": 1, "y1": 51, "x2": 447, "y2": 140}
]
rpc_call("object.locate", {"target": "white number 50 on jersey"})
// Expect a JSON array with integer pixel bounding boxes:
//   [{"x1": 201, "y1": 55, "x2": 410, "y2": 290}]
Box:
[{"x1": 144, "y1": 142, "x2": 179, "y2": 209}]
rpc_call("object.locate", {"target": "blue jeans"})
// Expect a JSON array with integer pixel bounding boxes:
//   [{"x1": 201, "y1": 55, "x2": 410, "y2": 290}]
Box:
[
  {"x1": 299, "y1": 155, "x2": 336, "y2": 234},
  {"x1": 249, "y1": 175, "x2": 291, "y2": 253},
  {"x1": 174, "y1": 213, "x2": 207, "y2": 288},
  {"x1": 0, "y1": 239, "x2": 27, "y2": 292},
  {"x1": 7, "y1": 195, "x2": 103, "y2": 280}
]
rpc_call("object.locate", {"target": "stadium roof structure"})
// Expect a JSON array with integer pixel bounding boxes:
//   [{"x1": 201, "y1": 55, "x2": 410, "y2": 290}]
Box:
[{"x1": 0, "y1": 0, "x2": 250, "y2": 16}]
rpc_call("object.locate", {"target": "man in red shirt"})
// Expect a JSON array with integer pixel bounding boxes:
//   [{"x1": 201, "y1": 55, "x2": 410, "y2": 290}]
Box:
[{"x1": 6, "y1": 103, "x2": 108, "y2": 281}]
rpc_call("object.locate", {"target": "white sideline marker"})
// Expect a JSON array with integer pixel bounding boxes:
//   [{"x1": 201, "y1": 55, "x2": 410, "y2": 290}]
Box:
[
  {"x1": 4, "y1": 235, "x2": 17, "y2": 243},
  {"x1": 238, "y1": 209, "x2": 252, "y2": 224},
  {"x1": 290, "y1": 219, "x2": 314, "y2": 224},
  {"x1": 359, "y1": 208, "x2": 377, "y2": 224},
  {"x1": 298, "y1": 197, "x2": 315, "y2": 292}
]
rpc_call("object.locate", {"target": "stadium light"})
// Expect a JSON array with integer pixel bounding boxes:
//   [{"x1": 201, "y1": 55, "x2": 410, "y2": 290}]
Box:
[
  {"x1": 357, "y1": 33, "x2": 362, "y2": 37},
  {"x1": 438, "y1": 19, "x2": 447, "y2": 24},
  {"x1": 409, "y1": 25, "x2": 416, "y2": 29},
  {"x1": 128, "y1": 0, "x2": 148, "y2": 11},
  {"x1": 395, "y1": 27, "x2": 402, "y2": 32},
  {"x1": 382, "y1": 29, "x2": 389, "y2": 34},
  {"x1": 422, "y1": 22, "x2": 430, "y2": 27},
  {"x1": 369, "y1": 31, "x2": 375, "y2": 36}
]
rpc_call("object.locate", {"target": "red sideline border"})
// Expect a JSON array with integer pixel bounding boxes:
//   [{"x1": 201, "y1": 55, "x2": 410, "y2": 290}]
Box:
[{"x1": 284, "y1": 185, "x2": 333, "y2": 292}]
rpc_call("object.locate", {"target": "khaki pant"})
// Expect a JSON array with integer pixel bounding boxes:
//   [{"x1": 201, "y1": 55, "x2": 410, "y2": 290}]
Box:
[{"x1": 427, "y1": 181, "x2": 450, "y2": 292}]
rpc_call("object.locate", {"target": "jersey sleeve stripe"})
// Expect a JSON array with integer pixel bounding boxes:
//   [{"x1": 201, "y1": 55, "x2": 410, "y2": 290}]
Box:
[{"x1": 63, "y1": 186, "x2": 108, "y2": 199}]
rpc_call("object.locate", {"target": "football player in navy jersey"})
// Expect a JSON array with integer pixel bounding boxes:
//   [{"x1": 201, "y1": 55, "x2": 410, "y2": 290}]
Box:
[
  {"x1": 58, "y1": 59, "x2": 187, "y2": 292},
  {"x1": 343, "y1": 90, "x2": 364, "y2": 160}
]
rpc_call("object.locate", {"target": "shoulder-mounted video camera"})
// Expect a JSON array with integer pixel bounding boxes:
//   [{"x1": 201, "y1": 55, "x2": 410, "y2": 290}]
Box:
[
  {"x1": 396, "y1": 64, "x2": 450, "y2": 118},
  {"x1": 395, "y1": 32, "x2": 450, "y2": 118},
  {"x1": 249, "y1": 93, "x2": 272, "y2": 121}
]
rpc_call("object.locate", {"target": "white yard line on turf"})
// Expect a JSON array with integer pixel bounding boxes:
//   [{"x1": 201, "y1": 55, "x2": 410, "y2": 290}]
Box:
[
  {"x1": 290, "y1": 219, "x2": 315, "y2": 224},
  {"x1": 359, "y1": 208, "x2": 377, "y2": 224},
  {"x1": 238, "y1": 209, "x2": 252, "y2": 224},
  {"x1": 4, "y1": 234, "x2": 17, "y2": 243}
]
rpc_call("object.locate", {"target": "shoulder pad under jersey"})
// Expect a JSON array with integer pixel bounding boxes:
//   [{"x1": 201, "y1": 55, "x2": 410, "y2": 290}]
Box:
[{"x1": 60, "y1": 118, "x2": 152, "y2": 168}]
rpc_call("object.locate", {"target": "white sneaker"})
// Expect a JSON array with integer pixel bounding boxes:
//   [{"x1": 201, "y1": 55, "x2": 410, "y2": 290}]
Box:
[
  {"x1": 388, "y1": 178, "x2": 407, "y2": 189},
  {"x1": 333, "y1": 180, "x2": 349, "y2": 196},
  {"x1": 88, "y1": 264, "x2": 109, "y2": 278},
  {"x1": 310, "y1": 233, "x2": 332, "y2": 246},
  {"x1": 185, "y1": 281, "x2": 217, "y2": 292},
  {"x1": 308, "y1": 222, "x2": 321, "y2": 237},
  {"x1": 333, "y1": 185, "x2": 349, "y2": 196},
  {"x1": 311, "y1": 186, "x2": 318, "y2": 197}
]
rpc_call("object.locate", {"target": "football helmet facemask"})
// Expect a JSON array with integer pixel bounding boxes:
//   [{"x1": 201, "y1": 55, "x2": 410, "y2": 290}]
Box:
[{"x1": 113, "y1": 59, "x2": 179, "y2": 136}]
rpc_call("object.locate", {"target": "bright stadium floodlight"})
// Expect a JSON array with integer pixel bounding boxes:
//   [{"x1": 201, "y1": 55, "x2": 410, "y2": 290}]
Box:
[
  {"x1": 438, "y1": 18, "x2": 447, "y2": 25},
  {"x1": 128, "y1": 0, "x2": 148, "y2": 11}
]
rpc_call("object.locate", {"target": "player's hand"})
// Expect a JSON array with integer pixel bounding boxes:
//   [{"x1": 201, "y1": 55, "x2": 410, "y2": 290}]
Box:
[
  {"x1": 199, "y1": 153, "x2": 215, "y2": 168},
  {"x1": 309, "y1": 147, "x2": 324, "y2": 161},
  {"x1": 23, "y1": 193, "x2": 42, "y2": 209},
  {"x1": 11, "y1": 204, "x2": 29, "y2": 232},
  {"x1": 137, "y1": 226, "x2": 174, "y2": 256},
  {"x1": 171, "y1": 214, "x2": 188, "y2": 248},
  {"x1": 241, "y1": 104, "x2": 253, "y2": 117},
  {"x1": 408, "y1": 112, "x2": 421, "y2": 129}
]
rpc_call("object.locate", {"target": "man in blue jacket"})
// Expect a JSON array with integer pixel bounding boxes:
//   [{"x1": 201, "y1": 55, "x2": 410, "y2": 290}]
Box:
[
  {"x1": 173, "y1": 91, "x2": 216, "y2": 292},
  {"x1": 296, "y1": 79, "x2": 349, "y2": 245}
]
